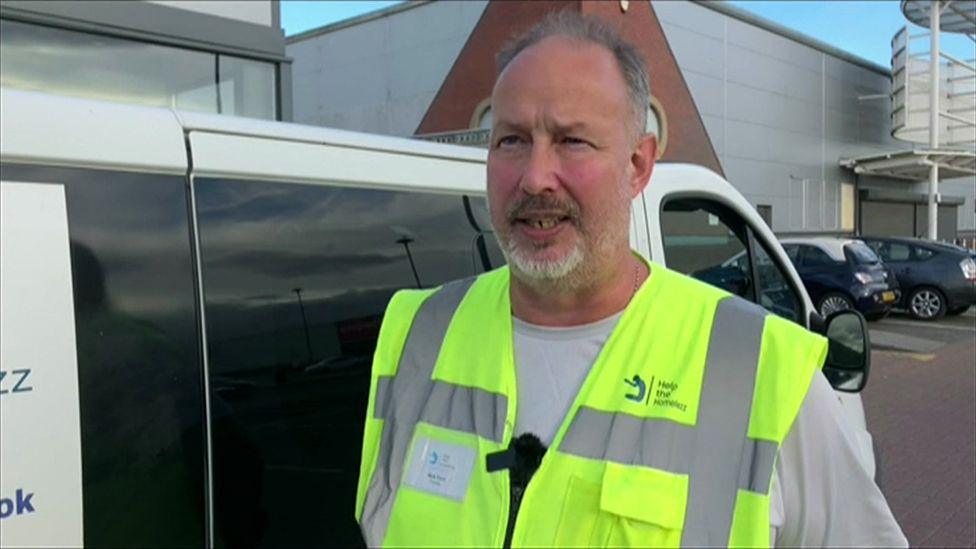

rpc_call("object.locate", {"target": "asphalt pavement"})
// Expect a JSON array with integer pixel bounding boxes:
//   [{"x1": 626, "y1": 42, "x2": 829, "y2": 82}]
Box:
[{"x1": 863, "y1": 308, "x2": 976, "y2": 547}]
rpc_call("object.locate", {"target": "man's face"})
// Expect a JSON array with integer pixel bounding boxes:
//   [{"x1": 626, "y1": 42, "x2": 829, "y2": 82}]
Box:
[{"x1": 487, "y1": 36, "x2": 651, "y2": 289}]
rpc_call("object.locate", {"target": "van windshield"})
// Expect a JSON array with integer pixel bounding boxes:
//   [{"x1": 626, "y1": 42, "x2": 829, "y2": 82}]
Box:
[{"x1": 845, "y1": 241, "x2": 880, "y2": 265}]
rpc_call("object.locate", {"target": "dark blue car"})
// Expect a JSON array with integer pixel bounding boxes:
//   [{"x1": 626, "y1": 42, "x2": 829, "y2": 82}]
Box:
[
  {"x1": 780, "y1": 238, "x2": 900, "y2": 320},
  {"x1": 859, "y1": 236, "x2": 976, "y2": 320}
]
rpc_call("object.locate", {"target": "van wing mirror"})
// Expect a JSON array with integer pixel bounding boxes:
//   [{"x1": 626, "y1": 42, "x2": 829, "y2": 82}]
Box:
[{"x1": 821, "y1": 310, "x2": 870, "y2": 393}]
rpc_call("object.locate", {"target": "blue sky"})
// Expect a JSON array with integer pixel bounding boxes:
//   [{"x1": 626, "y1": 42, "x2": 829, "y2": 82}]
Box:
[{"x1": 281, "y1": 1, "x2": 974, "y2": 67}]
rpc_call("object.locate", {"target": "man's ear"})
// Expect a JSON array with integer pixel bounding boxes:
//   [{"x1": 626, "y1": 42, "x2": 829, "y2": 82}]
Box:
[{"x1": 629, "y1": 133, "x2": 657, "y2": 198}]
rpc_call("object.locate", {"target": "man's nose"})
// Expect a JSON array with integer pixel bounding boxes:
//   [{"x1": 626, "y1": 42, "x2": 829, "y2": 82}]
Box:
[{"x1": 519, "y1": 144, "x2": 560, "y2": 195}]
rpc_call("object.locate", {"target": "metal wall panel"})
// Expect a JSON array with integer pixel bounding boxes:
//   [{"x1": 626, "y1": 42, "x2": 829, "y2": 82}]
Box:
[
  {"x1": 653, "y1": 0, "x2": 726, "y2": 39},
  {"x1": 789, "y1": 176, "x2": 806, "y2": 230},
  {"x1": 726, "y1": 82, "x2": 822, "y2": 136},
  {"x1": 651, "y1": 22, "x2": 725, "y2": 77},
  {"x1": 288, "y1": 1, "x2": 486, "y2": 136},
  {"x1": 726, "y1": 45, "x2": 823, "y2": 104},
  {"x1": 681, "y1": 71, "x2": 725, "y2": 118},
  {"x1": 725, "y1": 119, "x2": 823, "y2": 169},
  {"x1": 725, "y1": 16, "x2": 822, "y2": 73}
]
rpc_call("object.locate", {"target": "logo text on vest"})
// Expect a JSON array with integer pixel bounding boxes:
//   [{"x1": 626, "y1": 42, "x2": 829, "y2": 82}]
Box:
[{"x1": 625, "y1": 374, "x2": 688, "y2": 412}]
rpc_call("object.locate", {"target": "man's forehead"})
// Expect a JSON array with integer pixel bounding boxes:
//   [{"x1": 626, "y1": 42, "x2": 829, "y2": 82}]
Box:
[{"x1": 492, "y1": 36, "x2": 622, "y2": 94}]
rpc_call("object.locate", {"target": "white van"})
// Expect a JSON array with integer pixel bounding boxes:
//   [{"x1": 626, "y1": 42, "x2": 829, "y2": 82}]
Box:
[{"x1": 0, "y1": 88, "x2": 872, "y2": 547}]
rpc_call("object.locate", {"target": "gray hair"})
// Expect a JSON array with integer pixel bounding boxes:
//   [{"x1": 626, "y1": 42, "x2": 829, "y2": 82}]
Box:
[{"x1": 496, "y1": 11, "x2": 650, "y2": 141}]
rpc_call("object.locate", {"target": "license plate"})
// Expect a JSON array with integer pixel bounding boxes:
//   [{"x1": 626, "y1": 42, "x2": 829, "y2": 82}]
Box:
[{"x1": 882, "y1": 291, "x2": 896, "y2": 303}]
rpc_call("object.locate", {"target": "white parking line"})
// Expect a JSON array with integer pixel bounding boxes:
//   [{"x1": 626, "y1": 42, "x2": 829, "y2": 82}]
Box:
[{"x1": 879, "y1": 319, "x2": 976, "y2": 332}]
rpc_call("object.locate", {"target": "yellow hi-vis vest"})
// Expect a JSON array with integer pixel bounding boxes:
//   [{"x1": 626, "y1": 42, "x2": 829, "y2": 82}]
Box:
[{"x1": 356, "y1": 262, "x2": 827, "y2": 547}]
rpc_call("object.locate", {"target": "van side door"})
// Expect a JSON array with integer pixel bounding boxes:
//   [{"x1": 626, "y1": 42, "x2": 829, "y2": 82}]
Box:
[{"x1": 186, "y1": 131, "x2": 500, "y2": 547}]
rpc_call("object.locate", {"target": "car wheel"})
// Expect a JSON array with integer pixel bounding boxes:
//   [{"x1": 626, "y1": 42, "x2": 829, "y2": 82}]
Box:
[
  {"x1": 819, "y1": 292, "x2": 854, "y2": 317},
  {"x1": 947, "y1": 305, "x2": 971, "y2": 316},
  {"x1": 908, "y1": 287, "x2": 946, "y2": 320}
]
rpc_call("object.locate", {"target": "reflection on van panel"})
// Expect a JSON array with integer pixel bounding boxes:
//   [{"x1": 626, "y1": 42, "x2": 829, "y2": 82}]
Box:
[{"x1": 196, "y1": 178, "x2": 498, "y2": 545}]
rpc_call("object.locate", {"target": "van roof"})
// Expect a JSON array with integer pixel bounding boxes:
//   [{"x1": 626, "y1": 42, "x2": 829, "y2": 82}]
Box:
[{"x1": 0, "y1": 88, "x2": 485, "y2": 175}]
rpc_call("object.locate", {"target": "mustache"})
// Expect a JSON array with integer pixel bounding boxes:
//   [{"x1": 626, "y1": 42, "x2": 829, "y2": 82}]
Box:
[{"x1": 505, "y1": 195, "x2": 581, "y2": 223}]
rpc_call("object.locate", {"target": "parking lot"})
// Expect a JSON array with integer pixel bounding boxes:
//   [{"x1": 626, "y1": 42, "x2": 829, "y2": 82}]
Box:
[{"x1": 864, "y1": 308, "x2": 976, "y2": 547}]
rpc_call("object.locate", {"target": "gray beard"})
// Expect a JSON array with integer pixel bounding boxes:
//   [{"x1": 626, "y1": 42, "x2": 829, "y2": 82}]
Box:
[{"x1": 495, "y1": 223, "x2": 624, "y2": 294}]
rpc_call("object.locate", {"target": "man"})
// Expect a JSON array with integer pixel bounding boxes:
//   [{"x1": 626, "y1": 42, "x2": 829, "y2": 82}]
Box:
[{"x1": 356, "y1": 12, "x2": 906, "y2": 547}]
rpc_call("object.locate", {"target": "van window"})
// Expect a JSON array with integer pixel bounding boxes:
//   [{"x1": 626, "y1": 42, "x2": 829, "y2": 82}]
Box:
[
  {"x1": 752, "y1": 240, "x2": 800, "y2": 322},
  {"x1": 662, "y1": 197, "x2": 801, "y2": 323},
  {"x1": 661, "y1": 199, "x2": 753, "y2": 300},
  {"x1": 193, "y1": 178, "x2": 499, "y2": 546},
  {"x1": 783, "y1": 244, "x2": 801, "y2": 264},
  {"x1": 1, "y1": 163, "x2": 207, "y2": 547}
]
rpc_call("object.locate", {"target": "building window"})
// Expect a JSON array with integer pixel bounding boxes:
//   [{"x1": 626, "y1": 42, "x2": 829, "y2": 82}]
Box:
[
  {"x1": 218, "y1": 54, "x2": 277, "y2": 120},
  {"x1": 0, "y1": 19, "x2": 277, "y2": 119}
]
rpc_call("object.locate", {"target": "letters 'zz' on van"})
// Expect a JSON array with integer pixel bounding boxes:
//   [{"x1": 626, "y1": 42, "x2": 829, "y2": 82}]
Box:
[{"x1": 0, "y1": 88, "x2": 872, "y2": 547}]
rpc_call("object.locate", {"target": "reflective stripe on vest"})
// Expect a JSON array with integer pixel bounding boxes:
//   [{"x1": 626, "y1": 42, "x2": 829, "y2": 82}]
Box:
[
  {"x1": 558, "y1": 296, "x2": 774, "y2": 546},
  {"x1": 363, "y1": 280, "x2": 777, "y2": 547},
  {"x1": 360, "y1": 277, "x2": 508, "y2": 546}
]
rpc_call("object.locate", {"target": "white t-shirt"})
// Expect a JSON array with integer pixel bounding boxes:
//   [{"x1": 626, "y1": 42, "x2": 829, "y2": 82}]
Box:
[{"x1": 513, "y1": 313, "x2": 907, "y2": 548}]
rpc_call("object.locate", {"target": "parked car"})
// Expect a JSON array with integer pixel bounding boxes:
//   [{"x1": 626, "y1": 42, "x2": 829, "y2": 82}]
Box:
[
  {"x1": 859, "y1": 236, "x2": 976, "y2": 320},
  {"x1": 0, "y1": 88, "x2": 874, "y2": 547},
  {"x1": 779, "y1": 238, "x2": 900, "y2": 320},
  {"x1": 934, "y1": 242, "x2": 976, "y2": 260}
]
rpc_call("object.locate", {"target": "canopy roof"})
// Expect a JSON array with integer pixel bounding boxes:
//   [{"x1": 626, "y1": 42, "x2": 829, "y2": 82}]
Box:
[
  {"x1": 840, "y1": 148, "x2": 976, "y2": 181},
  {"x1": 901, "y1": 0, "x2": 976, "y2": 34}
]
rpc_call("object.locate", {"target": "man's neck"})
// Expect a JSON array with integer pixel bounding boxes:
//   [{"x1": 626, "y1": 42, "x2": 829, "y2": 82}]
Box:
[{"x1": 510, "y1": 253, "x2": 647, "y2": 327}]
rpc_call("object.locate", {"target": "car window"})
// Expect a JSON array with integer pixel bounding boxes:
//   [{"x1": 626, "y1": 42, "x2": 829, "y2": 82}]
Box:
[
  {"x1": 913, "y1": 246, "x2": 935, "y2": 260},
  {"x1": 844, "y1": 241, "x2": 880, "y2": 265},
  {"x1": 802, "y1": 245, "x2": 835, "y2": 267},
  {"x1": 888, "y1": 242, "x2": 911, "y2": 261},
  {"x1": 661, "y1": 199, "x2": 753, "y2": 300},
  {"x1": 194, "y1": 178, "x2": 499, "y2": 546},
  {"x1": 863, "y1": 240, "x2": 887, "y2": 260}
]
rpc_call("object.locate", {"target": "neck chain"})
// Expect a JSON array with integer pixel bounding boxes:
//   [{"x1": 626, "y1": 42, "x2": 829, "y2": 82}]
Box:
[{"x1": 632, "y1": 261, "x2": 642, "y2": 299}]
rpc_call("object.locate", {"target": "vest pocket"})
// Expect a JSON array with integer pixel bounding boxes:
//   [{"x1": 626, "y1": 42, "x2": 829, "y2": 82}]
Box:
[
  {"x1": 599, "y1": 462, "x2": 688, "y2": 547},
  {"x1": 553, "y1": 464, "x2": 688, "y2": 547},
  {"x1": 553, "y1": 475, "x2": 613, "y2": 546}
]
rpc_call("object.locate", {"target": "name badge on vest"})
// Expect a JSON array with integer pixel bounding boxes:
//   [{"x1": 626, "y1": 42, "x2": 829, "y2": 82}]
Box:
[{"x1": 403, "y1": 437, "x2": 476, "y2": 501}]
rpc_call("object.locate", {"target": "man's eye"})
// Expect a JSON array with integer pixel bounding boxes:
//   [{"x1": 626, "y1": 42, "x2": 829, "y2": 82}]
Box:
[
  {"x1": 562, "y1": 136, "x2": 589, "y2": 147},
  {"x1": 496, "y1": 135, "x2": 523, "y2": 147}
]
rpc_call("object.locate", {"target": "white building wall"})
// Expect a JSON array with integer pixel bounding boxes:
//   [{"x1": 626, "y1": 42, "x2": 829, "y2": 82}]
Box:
[
  {"x1": 655, "y1": 0, "x2": 912, "y2": 234},
  {"x1": 147, "y1": 1, "x2": 274, "y2": 27},
  {"x1": 288, "y1": 1, "x2": 487, "y2": 136},
  {"x1": 285, "y1": 0, "x2": 974, "y2": 235}
]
